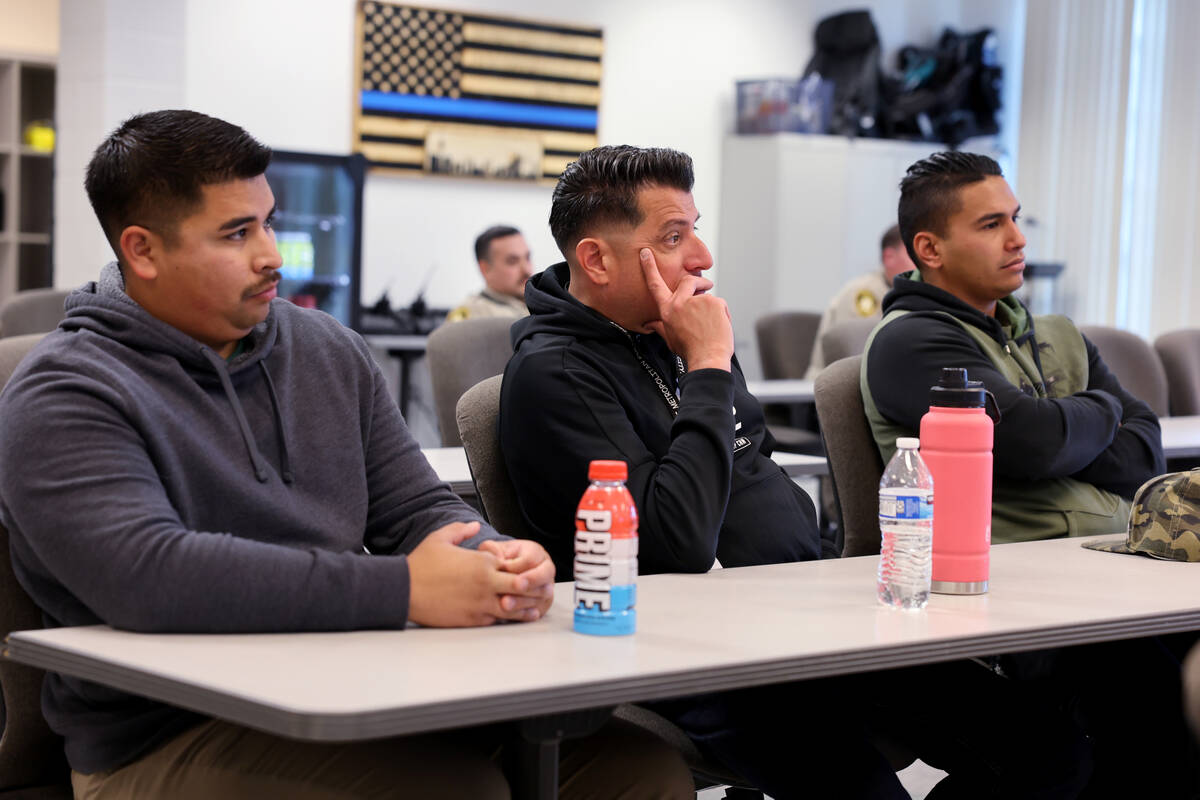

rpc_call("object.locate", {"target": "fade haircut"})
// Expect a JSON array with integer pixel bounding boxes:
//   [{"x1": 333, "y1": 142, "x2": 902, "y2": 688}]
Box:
[
  {"x1": 85, "y1": 110, "x2": 272, "y2": 261},
  {"x1": 897, "y1": 152, "x2": 1002, "y2": 269},
  {"x1": 474, "y1": 225, "x2": 522, "y2": 263},
  {"x1": 549, "y1": 145, "x2": 694, "y2": 258}
]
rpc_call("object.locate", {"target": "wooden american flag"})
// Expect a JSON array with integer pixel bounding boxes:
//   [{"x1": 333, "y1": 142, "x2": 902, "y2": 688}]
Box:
[{"x1": 353, "y1": 1, "x2": 602, "y2": 181}]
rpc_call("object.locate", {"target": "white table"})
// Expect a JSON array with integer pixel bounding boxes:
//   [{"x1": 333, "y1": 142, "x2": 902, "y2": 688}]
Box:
[
  {"x1": 1161, "y1": 415, "x2": 1200, "y2": 459},
  {"x1": 745, "y1": 378, "x2": 816, "y2": 405},
  {"x1": 7, "y1": 536, "x2": 1198, "y2": 743},
  {"x1": 422, "y1": 447, "x2": 829, "y2": 498},
  {"x1": 422, "y1": 447, "x2": 479, "y2": 496},
  {"x1": 6, "y1": 536, "x2": 1197, "y2": 797}
]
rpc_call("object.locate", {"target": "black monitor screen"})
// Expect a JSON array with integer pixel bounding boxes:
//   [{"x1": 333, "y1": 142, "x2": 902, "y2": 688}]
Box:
[{"x1": 264, "y1": 151, "x2": 365, "y2": 330}]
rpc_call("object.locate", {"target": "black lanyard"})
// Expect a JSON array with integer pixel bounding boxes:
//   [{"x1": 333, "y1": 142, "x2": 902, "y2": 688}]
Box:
[{"x1": 613, "y1": 325, "x2": 687, "y2": 417}]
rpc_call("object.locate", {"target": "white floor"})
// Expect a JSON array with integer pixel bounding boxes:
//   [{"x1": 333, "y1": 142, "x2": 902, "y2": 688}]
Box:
[{"x1": 695, "y1": 759, "x2": 948, "y2": 799}]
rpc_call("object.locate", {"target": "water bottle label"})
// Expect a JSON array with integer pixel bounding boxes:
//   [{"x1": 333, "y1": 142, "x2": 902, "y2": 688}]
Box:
[{"x1": 879, "y1": 492, "x2": 933, "y2": 520}]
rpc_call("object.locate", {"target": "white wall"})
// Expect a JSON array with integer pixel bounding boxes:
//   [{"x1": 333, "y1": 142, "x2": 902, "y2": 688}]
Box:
[
  {"x1": 55, "y1": 0, "x2": 188, "y2": 290},
  {"x1": 0, "y1": 0, "x2": 59, "y2": 56},
  {"x1": 55, "y1": 0, "x2": 1024, "y2": 308},
  {"x1": 178, "y1": 0, "x2": 822, "y2": 308}
]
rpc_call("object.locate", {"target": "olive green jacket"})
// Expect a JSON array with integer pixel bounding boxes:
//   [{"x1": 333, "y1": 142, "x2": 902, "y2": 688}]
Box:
[{"x1": 861, "y1": 272, "x2": 1164, "y2": 542}]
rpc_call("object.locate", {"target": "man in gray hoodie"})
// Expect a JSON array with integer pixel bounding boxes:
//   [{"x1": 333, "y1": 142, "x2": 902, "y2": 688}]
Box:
[{"x1": 0, "y1": 110, "x2": 692, "y2": 799}]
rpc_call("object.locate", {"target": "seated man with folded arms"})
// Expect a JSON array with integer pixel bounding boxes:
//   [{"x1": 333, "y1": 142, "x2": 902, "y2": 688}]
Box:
[
  {"x1": 862, "y1": 151, "x2": 1165, "y2": 541},
  {"x1": 863, "y1": 151, "x2": 1198, "y2": 798},
  {"x1": 0, "y1": 110, "x2": 693, "y2": 799},
  {"x1": 501, "y1": 144, "x2": 1091, "y2": 799}
]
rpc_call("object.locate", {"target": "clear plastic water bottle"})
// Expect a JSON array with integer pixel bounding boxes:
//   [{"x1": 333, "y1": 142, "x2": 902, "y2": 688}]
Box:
[{"x1": 878, "y1": 437, "x2": 934, "y2": 610}]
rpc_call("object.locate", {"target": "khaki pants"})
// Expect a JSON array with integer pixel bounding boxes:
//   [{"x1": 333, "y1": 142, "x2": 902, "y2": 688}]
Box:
[{"x1": 72, "y1": 717, "x2": 694, "y2": 799}]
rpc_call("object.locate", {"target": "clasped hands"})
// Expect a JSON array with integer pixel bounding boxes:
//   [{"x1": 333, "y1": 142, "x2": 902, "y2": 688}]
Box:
[{"x1": 407, "y1": 522, "x2": 556, "y2": 628}]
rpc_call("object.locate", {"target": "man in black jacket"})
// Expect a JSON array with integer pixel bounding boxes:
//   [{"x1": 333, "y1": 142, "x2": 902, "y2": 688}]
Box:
[
  {"x1": 863, "y1": 151, "x2": 1194, "y2": 799},
  {"x1": 501, "y1": 145, "x2": 1092, "y2": 800},
  {"x1": 862, "y1": 150, "x2": 1164, "y2": 541},
  {"x1": 501, "y1": 145, "x2": 829, "y2": 577}
]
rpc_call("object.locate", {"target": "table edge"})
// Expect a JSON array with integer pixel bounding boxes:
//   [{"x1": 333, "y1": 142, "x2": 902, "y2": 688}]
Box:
[{"x1": 10, "y1": 608, "x2": 1200, "y2": 741}]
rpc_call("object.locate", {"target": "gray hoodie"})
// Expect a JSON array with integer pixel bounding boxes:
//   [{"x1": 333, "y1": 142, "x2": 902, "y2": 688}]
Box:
[{"x1": 0, "y1": 263, "x2": 500, "y2": 774}]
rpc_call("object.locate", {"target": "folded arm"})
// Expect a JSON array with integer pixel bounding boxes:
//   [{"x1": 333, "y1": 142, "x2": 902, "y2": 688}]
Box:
[
  {"x1": 1067, "y1": 335, "x2": 1165, "y2": 497},
  {"x1": 867, "y1": 314, "x2": 1128, "y2": 480}
]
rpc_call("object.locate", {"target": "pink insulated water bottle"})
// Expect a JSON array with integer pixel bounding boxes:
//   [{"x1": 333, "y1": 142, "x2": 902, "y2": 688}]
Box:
[{"x1": 919, "y1": 368, "x2": 995, "y2": 594}]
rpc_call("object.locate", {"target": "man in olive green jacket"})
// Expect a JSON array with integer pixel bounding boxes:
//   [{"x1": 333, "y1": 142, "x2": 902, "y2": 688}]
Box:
[{"x1": 862, "y1": 151, "x2": 1164, "y2": 543}]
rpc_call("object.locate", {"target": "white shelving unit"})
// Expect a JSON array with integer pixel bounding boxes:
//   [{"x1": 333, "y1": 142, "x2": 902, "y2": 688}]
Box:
[{"x1": 0, "y1": 52, "x2": 56, "y2": 303}]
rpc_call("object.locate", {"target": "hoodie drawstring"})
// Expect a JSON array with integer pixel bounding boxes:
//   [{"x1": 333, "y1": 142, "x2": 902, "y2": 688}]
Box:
[
  {"x1": 258, "y1": 361, "x2": 294, "y2": 484},
  {"x1": 199, "y1": 349, "x2": 293, "y2": 484}
]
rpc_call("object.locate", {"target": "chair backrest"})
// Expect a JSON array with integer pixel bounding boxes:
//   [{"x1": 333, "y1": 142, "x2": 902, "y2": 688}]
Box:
[
  {"x1": 0, "y1": 289, "x2": 70, "y2": 338},
  {"x1": 0, "y1": 333, "x2": 70, "y2": 793},
  {"x1": 820, "y1": 318, "x2": 877, "y2": 367},
  {"x1": 755, "y1": 310, "x2": 821, "y2": 379},
  {"x1": 455, "y1": 375, "x2": 532, "y2": 539},
  {"x1": 0, "y1": 523, "x2": 70, "y2": 793},
  {"x1": 453, "y1": 375, "x2": 759, "y2": 790},
  {"x1": 814, "y1": 355, "x2": 883, "y2": 556},
  {"x1": 1078, "y1": 325, "x2": 1170, "y2": 417},
  {"x1": 1154, "y1": 329, "x2": 1200, "y2": 417},
  {"x1": 426, "y1": 317, "x2": 516, "y2": 446}
]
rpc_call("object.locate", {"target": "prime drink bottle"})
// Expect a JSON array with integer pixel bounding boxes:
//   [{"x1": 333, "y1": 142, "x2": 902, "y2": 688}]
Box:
[{"x1": 573, "y1": 460, "x2": 638, "y2": 636}]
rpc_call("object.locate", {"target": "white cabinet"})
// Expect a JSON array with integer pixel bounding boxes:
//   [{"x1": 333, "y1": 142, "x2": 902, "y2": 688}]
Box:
[
  {"x1": 717, "y1": 133, "x2": 942, "y2": 379},
  {"x1": 0, "y1": 53, "x2": 56, "y2": 302}
]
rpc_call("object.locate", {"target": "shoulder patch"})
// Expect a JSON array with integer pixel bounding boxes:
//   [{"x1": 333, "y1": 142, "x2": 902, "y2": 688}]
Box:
[{"x1": 854, "y1": 290, "x2": 879, "y2": 317}]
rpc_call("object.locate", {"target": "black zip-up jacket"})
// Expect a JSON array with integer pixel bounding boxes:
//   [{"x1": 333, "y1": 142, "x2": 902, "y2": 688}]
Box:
[
  {"x1": 499, "y1": 263, "x2": 826, "y2": 578},
  {"x1": 865, "y1": 273, "x2": 1163, "y2": 499}
]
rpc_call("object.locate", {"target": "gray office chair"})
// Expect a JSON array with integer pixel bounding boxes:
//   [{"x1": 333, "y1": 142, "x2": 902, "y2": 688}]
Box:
[
  {"x1": 756, "y1": 311, "x2": 821, "y2": 380},
  {"x1": 1154, "y1": 329, "x2": 1200, "y2": 416},
  {"x1": 754, "y1": 311, "x2": 822, "y2": 454},
  {"x1": 812, "y1": 355, "x2": 919, "y2": 771},
  {"x1": 1078, "y1": 325, "x2": 1170, "y2": 418},
  {"x1": 819, "y1": 318, "x2": 877, "y2": 368},
  {"x1": 0, "y1": 333, "x2": 71, "y2": 798},
  {"x1": 455, "y1": 376, "x2": 760, "y2": 796},
  {"x1": 427, "y1": 317, "x2": 516, "y2": 446},
  {"x1": 0, "y1": 289, "x2": 70, "y2": 338},
  {"x1": 813, "y1": 355, "x2": 884, "y2": 557},
  {"x1": 455, "y1": 375, "x2": 530, "y2": 540}
]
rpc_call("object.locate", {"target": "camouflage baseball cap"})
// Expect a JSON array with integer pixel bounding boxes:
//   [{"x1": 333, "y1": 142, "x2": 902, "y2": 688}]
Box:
[{"x1": 1083, "y1": 469, "x2": 1200, "y2": 561}]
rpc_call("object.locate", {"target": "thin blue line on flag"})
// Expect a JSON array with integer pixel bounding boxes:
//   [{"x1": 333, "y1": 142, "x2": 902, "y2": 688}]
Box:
[{"x1": 361, "y1": 90, "x2": 597, "y2": 130}]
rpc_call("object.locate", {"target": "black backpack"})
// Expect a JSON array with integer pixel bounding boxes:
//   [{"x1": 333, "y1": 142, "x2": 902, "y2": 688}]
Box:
[
  {"x1": 801, "y1": 10, "x2": 884, "y2": 138},
  {"x1": 881, "y1": 28, "x2": 1003, "y2": 146}
]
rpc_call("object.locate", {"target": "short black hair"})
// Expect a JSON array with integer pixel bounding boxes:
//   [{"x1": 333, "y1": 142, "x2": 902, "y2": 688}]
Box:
[
  {"x1": 897, "y1": 152, "x2": 1002, "y2": 269},
  {"x1": 880, "y1": 224, "x2": 903, "y2": 252},
  {"x1": 549, "y1": 145, "x2": 694, "y2": 258},
  {"x1": 474, "y1": 225, "x2": 522, "y2": 263},
  {"x1": 85, "y1": 110, "x2": 272, "y2": 260}
]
